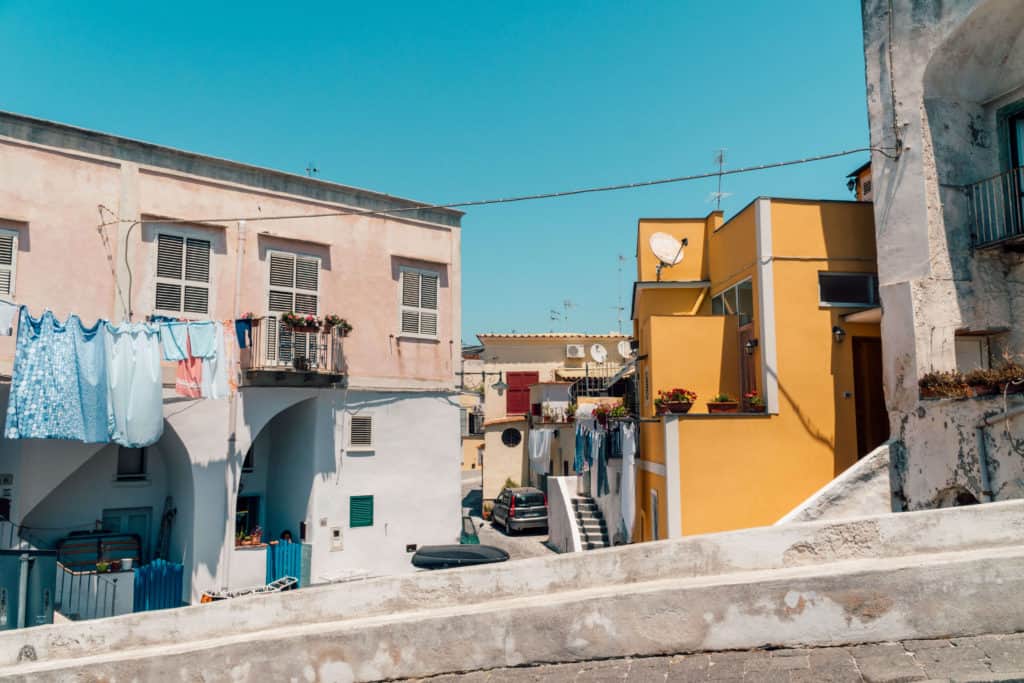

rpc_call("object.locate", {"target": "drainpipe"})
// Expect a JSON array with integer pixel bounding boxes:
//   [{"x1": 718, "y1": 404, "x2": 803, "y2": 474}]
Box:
[
  {"x1": 974, "y1": 402, "x2": 1024, "y2": 503},
  {"x1": 223, "y1": 219, "x2": 247, "y2": 590},
  {"x1": 17, "y1": 553, "x2": 33, "y2": 629}
]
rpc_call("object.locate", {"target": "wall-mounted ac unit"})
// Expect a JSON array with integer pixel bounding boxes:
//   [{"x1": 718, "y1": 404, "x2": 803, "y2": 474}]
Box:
[{"x1": 565, "y1": 344, "x2": 585, "y2": 359}]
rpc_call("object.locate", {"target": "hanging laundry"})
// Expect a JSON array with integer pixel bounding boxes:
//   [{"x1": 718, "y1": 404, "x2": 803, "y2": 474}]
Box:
[
  {"x1": 160, "y1": 322, "x2": 189, "y2": 362},
  {"x1": 200, "y1": 322, "x2": 229, "y2": 400},
  {"x1": 4, "y1": 308, "x2": 108, "y2": 443},
  {"x1": 619, "y1": 423, "x2": 637, "y2": 543},
  {"x1": 106, "y1": 322, "x2": 164, "y2": 448},
  {"x1": 175, "y1": 336, "x2": 203, "y2": 398},
  {"x1": 0, "y1": 300, "x2": 17, "y2": 335},
  {"x1": 527, "y1": 427, "x2": 553, "y2": 475},
  {"x1": 574, "y1": 423, "x2": 585, "y2": 473},
  {"x1": 597, "y1": 432, "x2": 610, "y2": 497},
  {"x1": 187, "y1": 321, "x2": 217, "y2": 359},
  {"x1": 234, "y1": 319, "x2": 252, "y2": 349}
]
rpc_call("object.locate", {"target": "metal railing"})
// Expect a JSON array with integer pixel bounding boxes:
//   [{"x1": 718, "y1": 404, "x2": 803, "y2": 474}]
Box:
[
  {"x1": 241, "y1": 317, "x2": 346, "y2": 374},
  {"x1": 54, "y1": 562, "x2": 120, "y2": 621},
  {"x1": 969, "y1": 166, "x2": 1024, "y2": 247},
  {"x1": 0, "y1": 517, "x2": 46, "y2": 551}
]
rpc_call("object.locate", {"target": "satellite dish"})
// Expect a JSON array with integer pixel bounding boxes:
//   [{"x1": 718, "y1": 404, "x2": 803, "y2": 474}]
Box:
[
  {"x1": 617, "y1": 340, "x2": 633, "y2": 359},
  {"x1": 590, "y1": 344, "x2": 608, "y2": 363},
  {"x1": 649, "y1": 232, "x2": 685, "y2": 266}
]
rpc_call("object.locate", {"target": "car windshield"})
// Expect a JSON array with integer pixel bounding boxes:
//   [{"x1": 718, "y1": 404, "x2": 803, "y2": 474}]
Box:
[{"x1": 515, "y1": 492, "x2": 545, "y2": 506}]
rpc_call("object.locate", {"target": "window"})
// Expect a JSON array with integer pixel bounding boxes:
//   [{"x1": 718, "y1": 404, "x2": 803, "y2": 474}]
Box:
[
  {"x1": 349, "y1": 495, "x2": 374, "y2": 528},
  {"x1": 501, "y1": 427, "x2": 522, "y2": 448},
  {"x1": 505, "y1": 371, "x2": 538, "y2": 415},
  {"x1": 400, "y1": 268, "x2": 439, "y2": 338},
  {"x1": 0, "y1": 229, "x2": 18, "y2": 296},
  {"x1": 711, "y1": 279, "x2": 754, "y2": 325},
  {"x1": 468, "y1": 411, "x2": 484, "y2": 435},
  {"x1": 266, "y1": 251, "x2": 320, "y2": 363},
  {"x1": 242, "y1": 446, "x2": 254, "y2": 473},
  {"x1": 650, "y1": 490, "x2": 660, "y2": 540},
  {"x1": 818, "y1": 272, "x2": 879, "y2": 307},
  {"x1": 235, "y1": 495, "x2": 261, "y2": 536},
  {"x1": 350, "y1": 415, "x2": 373, "y2": 448},
  {"x1": 955, "y1": 336, "x2": 990, "y2": 372},
  {"x1": 116, "y1": 447, "x2": 147, "y2": 481},
  {"x1": 155, "y1": 233, "x2": 211, "y2": 314}
]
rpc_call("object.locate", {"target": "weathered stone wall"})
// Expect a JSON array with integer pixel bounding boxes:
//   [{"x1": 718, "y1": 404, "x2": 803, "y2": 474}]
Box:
[{"x1": 862, "y1": 0, "x2": 1024, "y2": 509}]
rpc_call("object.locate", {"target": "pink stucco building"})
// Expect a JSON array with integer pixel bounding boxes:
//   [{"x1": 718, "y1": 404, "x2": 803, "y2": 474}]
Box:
[{"x1": 0, "y1": 111, "x2": 463, "y2": 611}]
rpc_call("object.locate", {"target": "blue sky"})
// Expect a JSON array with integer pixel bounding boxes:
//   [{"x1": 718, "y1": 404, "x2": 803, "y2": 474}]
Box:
[{"x1": 0, "y1": 1, "x2": 869, "y2": 342}]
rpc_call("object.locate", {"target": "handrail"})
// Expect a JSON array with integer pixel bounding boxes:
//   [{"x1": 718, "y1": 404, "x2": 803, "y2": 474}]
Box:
[{"x1": 241, "y1": 318, "x2": 345, "y2": 374}]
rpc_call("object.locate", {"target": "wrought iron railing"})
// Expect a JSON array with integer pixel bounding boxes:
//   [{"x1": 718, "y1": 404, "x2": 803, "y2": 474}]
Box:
[
  {"x1": 241, "y1": 317, "x2": 346, "y2": 374},
  {"x1": 968, "y1": 166, "x2": 1024, "y2": 247}
]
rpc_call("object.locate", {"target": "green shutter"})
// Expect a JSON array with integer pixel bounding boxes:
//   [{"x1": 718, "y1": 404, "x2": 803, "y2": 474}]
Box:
[{"x1": 350, "y1": 495, "x2": 374, "y2": 528}]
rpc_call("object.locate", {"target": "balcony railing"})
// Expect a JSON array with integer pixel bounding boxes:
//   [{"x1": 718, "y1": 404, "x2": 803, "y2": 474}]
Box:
[
  {"x1": 969, "y1": 166, "x2": 1024, "y2": 248},
  {"x1": 240, "y1": 317, "x2": 346, "y2": 386}
]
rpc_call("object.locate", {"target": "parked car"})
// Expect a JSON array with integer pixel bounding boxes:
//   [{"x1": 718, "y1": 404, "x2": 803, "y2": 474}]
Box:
[
  {"x1": 491, "y1": 487, "x2": 548, "y2": 534},
  {"x1": 411, "y1": 544, "x2": 509, "y2": 570}
]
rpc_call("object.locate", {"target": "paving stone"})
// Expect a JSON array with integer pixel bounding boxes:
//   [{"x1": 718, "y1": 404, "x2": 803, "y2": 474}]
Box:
[
  {"x1": 854, "y1": 653, "x2": 927, "y2": 682},
  {"x1": 849, "y1": 643, "x2": 909, "y2": 659},
  {"x1": 807, "y1": 648, "x2": 858, "y2": 666},
  {"x1": 913, "y1": 646, "x2": 988, "y2": 676},
  {"x1": 790, "y1": 664, "x2": 863, "y2": 683},
  {"x1": 622, "y1": 657, "x2": 670, "y2": 682},
  {"x1": 668, "y1": 653, "x2": 710, "y2": 679},
  {"x1": 902, "y1": 639, "x2": 954, "y2": 651}
]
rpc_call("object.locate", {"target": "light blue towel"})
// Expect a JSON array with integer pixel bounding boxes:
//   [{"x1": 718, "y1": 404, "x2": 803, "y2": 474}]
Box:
[
  {"x1": 187, "y1": 321, "x2": 217, "y2": 359},
  {"x1": 160, "y1": 322, "x2": 189, "y2": 361},
  {"x1": 106, "y1": 323, "x2": 164, "y2": 447}
]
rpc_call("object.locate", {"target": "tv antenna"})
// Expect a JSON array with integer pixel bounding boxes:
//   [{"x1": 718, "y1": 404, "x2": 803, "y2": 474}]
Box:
[
  {"x1": 549, "y1": 308, "x2": 561, "y2": 332},
  {"x1": 612, "y1": 254, "x2": 627, "y2": 334},
  {"x1": 305, "y1": 162, "x2": 319, "y2": 177},
  {"x1": 562, "y1": 299, "x2": 576, "y2": 329},
  {"x1": 707, "y1": 148, "x2": 732, "y2": 209}
]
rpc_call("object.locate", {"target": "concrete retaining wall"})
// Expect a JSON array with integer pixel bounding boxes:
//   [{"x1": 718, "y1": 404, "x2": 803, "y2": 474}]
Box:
[
  {"x1": 776, "y1": 443, "x2": 893, "y2": 524},
  {"x1": 2, "y1": 500, "x2": 1022, "y2": 673}
]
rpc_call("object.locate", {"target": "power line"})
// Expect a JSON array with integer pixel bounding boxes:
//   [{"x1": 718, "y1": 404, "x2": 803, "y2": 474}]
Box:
[{"x1": 98, "y1": 145, "x2": 897, "y2": 229}]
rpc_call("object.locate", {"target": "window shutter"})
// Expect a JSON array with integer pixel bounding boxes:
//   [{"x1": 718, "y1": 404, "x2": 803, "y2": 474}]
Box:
[
  {"x1": 399, "y1": 270, "x2": 440, "y2": 337},
  {"x1": 0, "y1": 233, "x2": 16, "y2": 296},
  {"x1": 184, "y1": 238, "x2": 211, "y2": 283},
  {"x1": 460, "y1": 408, "x2": 469, "y2": 437},
  {"x1": 155, "y1": 233, "x2": 210, "y2": 314},
  {"x1": 350, "y1": 415, "x2": 373, "y2": 447},
  {"x1": 349, "y1": 495, "x2": 374, "y2": 528},
  {"x1": 157, "y1": 234, "x2": 183, "y2": 279}
]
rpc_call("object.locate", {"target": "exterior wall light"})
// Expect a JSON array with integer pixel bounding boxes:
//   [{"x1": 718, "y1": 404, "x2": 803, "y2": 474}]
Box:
[
  {"x1": 832, "y1": 325, "x2": 846, "y2": 343},
  {"x1": 744, "y1": 338, "x2": 759, "y2": 356},
  {"x1": 491, "y1": 375, "x2": 509, "y2": 395}
]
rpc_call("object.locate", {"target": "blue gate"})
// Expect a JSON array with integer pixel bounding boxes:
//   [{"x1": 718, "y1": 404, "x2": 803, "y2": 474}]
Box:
[
  {"x1": 133, "y1": 559, "x2": 183, "y2": 612},
  {"x1": 266, "y1": 541, "x2": 305, "y2": 587}
]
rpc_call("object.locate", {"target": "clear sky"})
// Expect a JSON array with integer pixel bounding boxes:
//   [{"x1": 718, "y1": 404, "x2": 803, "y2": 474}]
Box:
[{"x1": 0, "y1": 1, "x2": 869, "y2": 343}]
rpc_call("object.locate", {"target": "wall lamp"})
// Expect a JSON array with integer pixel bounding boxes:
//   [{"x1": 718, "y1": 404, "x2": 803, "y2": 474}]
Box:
[
  {"x1": 491, "y1": 372, "x2": 509, "y2": 395},
  {"x1": 832, "y1": 325, "x2": 847, "y2": 343},
  {"x1": 744, "y1": 338, "x2": 759, "y2": 356}
]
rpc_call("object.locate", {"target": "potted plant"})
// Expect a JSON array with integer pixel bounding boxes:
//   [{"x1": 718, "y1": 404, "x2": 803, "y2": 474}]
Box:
[
  {"x1": 566, "y1": 402, "x2": 577, "y2": 423},
  {"x1": 281, "y1": 312, "x2": 321, "y2": 333},
  {"x1": 482, "y1": 501, "x2": 494, "y2": 520},
  {"x1": 95, "y1": 561, "x2": 110, "y2": 573},
  {"x1": 657, "y1": 388, "x2": 697, "y2": 414},
  {"x1": 743, "y1": 391, "x2": 766, "y2": 413},
  {"x1": 965, "y1": 368, "x2": 1001, "y2": 397},
  {"x1": 919, "y1": 370, "x2": 969, "y2": 399},
  {"x1": 240, "y1": 311, "x2": 260, "y2": 327},
  {"x1": 609, "y1": 405, "x2": 628, "y2": 419},
  {"x1": 594, "y1": 404, "x2": 610, "y2": 426},
  {"x1": 323, "y1": 314, "x2": 353, "y2": 336},
  {"x1": 707, "y1": 393, "x2": 739, "y2": 413},
  {"x1": 252, "y1": 526, "x2": 263, "y2": 545},
  {"x1": 110, "y1": 559, "x2": 122, "y2": 572},
  {"x1": 997, "y1": 360, "x2": 1024, "y2": 394}
]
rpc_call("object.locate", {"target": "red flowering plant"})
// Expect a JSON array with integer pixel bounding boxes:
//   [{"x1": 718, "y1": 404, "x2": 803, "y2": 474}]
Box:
[
  {"x1": 282, "y1": 312, "x2": 321, "y2": 329},
  {"x1": 743, "y1": 391, "x2": 765, "y2": 408},
  {"x1": 323, "y1": 314, "x2": 354, "y2": 335},
  {"x1": 658, "y1": 388, "x2": 697, "y2": 403},
  {"x1": 239, "y1": 312, "x2": 257, "y2": 320}
]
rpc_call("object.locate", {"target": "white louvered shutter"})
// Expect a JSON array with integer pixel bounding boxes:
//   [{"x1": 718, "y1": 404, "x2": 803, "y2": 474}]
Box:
[
  {"x1": 0, "y1": 232, "x2": 17, "y2": 296},
  {"x1": 155, "y1": 234, "x2": 210, "y2": 314},
  {"x1": 350, "y1": 415, "x2": 373, "y2": 448},
  {"x1": 400, "y1": 270, "x2": 439, "y2": 337},
  {"x1": 266, "y1": 251, "x2": 320, "y2": 364}
]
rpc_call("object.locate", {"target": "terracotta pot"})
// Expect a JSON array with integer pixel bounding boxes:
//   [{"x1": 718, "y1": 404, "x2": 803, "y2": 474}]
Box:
[
  {"x1": 288, "y1": 325, "x2": 319, "y2": 334},
  {"x1": 968, "y1": 384, "x2": 1000, "y2": 398},
  {"x1": 663, "y1": 401, "x2": 693, "y2": 414},
  {"x1": 249, "y1": 318, "x2": 260, "y2": 327},
  {"x1": 707, "y1": 401, "x2": 739, "y2": 414},
  {"x1": 744, "y1": 404, "x2": 767, "y2": 413}
]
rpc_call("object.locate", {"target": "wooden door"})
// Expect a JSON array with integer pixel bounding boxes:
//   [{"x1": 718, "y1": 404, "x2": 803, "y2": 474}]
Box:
[
  {"x1": 852, "y1": 337, "x2": 889, "y2": 458},
  {"x1": 505, "y1": 371, "x2": 539, "y2": 416}
]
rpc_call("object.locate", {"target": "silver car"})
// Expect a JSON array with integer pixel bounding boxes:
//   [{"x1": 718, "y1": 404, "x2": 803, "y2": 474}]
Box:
[{"x1": 492, "y1": 487, "x2": 548, "y2": 534}]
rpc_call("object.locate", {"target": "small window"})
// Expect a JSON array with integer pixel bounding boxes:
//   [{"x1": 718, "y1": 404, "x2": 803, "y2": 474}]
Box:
[
  {"x1": 350, "y1": 495, "x2": 374, "y2": 528},
  {"x1": 469, "y1": 412, "x2": 484, "y2": 436},
  {"x1": 0, "y1": 229, "x2": 19, "y2": 296},
  {"x1": 242, "y1": 446, "x2": 254, "y2": 473},
  {"x1": 955, "y1": 336, "x2": 990, "y2": 372},
  {"x1": 155, "y1": 233, "x2": 211, "y2": 314},
  {"x1": 116, "y1": 447, "x2": 147, "y2": 481},
  {"x1": 501, "y1": 428, "x2": 522, "y2": 447},
  {"x1": 350, "y1": 415, "x2": 373, "y2": 448},
  {"x1": 460, "y1": 408, "x2": 470, "y2": 437},
  {"x1": 400, "y1": 268, "x2": 440, "y2": 338},
  {"x1": 818, "y1": 272, "x2": 878, "y2": 307},
  {"x1": 235, "y1": 495, "x2": 260, "y2": 536},
  {"x1": 711, "y1": 279, "x2": 754, "y2": 325}
]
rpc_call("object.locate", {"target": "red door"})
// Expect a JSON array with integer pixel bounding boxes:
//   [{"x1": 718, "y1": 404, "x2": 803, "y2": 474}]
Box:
[{"x1": 505, "y1": 371, "x2": 539, "y2": 416}]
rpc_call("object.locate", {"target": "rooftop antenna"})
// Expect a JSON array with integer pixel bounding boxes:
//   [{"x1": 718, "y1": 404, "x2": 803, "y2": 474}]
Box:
[
  {"x1": 613, "y1": 254, "x2": 627, "y2": 334},
  {"x1": 707, "y1": 148, "x2": 732, "y2": 210},
  {"x1": 562, "y1": 299, "x2": 576, "y2": 330},
  {"x1": 305, "y1": 162, "x2": 319, "y2": 177},
  {"x1": 549, "y1": 308, "x2": 561, "y2": 332}
]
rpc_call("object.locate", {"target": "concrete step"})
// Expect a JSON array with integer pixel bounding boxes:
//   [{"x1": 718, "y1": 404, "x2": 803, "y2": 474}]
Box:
[
  {"x1": 6, "y1": 545, "x2": 1024, "y2": 682},
  {"x1": 5, "y1": 502, "x2": 1024, "y2": 680}
]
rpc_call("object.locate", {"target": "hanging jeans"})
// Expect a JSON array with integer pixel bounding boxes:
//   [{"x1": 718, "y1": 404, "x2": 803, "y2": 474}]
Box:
[{"x1": 597, "y1": 432, "x2": 610, "y2": 497}]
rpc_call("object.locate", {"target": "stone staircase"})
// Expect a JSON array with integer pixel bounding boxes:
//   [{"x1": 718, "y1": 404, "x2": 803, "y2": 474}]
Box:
[{"x1": 572, "y1": 497, "x2": 609, "y2": 550}]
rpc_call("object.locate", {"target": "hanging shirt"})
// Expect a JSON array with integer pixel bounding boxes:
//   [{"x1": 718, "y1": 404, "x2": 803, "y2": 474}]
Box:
[
  {"x1": 574, "y1": 424, "x2": 585, "y2": 474},
  {"x1": 4, "y1": 308, "x2": 107, "y2": 443},
  {"x1": 0, "y1": 300, "x2": 17, "y2": 336},
  {"x1": 200, "y1": 322, "x2": 230, "y2": 400},
  {"x1": 528, "y1": 427, "x2": 553, "y2": 476},
  {"x1": 106, "y1": 322, "x2": 164, "y2": 448},
  {"x1": 187, "y1": 322, "x2": 217, "y2": 359},
  {"x1": 160, "y1": 322, "x2": 189, "y2": 362},
  {"x1": 597, "y1": 432, "x2": 610, "y2": 497},
  {"x1": 175, "y1": 336, "x2": 203, "y2": 399},
  {"x1": 620, "y1": 423, "x2": 637, "y2": 543}
]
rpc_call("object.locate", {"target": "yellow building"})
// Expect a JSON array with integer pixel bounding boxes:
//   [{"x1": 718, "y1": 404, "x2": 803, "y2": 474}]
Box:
[{"x1": 633, "y1": 197, "x2": 886, "y2": 541}]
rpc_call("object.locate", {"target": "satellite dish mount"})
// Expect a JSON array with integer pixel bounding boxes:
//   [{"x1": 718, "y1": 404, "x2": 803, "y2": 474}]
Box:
[{"x1": 649, "y1": 232, "x2": 688, "y2": 281}]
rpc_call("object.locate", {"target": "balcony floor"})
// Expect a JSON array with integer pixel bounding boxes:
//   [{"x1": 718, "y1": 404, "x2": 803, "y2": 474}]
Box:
[{"x1": 241, "y1": 368, "x2": 346, "y2": 388}]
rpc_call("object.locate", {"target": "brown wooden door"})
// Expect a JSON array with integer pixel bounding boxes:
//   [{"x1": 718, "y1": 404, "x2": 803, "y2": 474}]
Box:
[
  {"x1": 853, "y1": 337, "x2": 889, "y2": 458},
  {"x1": 739, "y1": 324, "x2": 757, "y2": 397},
  {"x1": 505, "y1": 371, "x2": 539, "y2": 416}
]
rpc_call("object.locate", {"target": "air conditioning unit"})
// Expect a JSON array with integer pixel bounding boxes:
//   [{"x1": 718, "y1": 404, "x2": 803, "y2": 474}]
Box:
[{"x1": 565, "y1": 344, "x2": 585, "y2": 359}]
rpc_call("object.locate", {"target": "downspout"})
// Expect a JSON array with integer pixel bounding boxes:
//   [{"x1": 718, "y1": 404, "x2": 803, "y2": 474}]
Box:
[
  {"x1": 974, "y1": 401, "x2": 1024, "y2": 503},
  {"x1": 17, "y1": 553, "x2": 32, "y2": 629},
  {"x1": 223, "y1": 219, "x2": 247, "y2": 589}
]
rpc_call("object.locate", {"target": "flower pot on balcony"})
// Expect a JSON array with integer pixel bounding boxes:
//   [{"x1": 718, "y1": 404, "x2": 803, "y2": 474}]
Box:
[
  {"x1": 292, "y1": 357, "x2": 311, "y2": 371},
  {"x1": 663, "y1": 401, "x2": 693, "y2": 414},
  {"x1": 288, "y1": 325, "x2": 319, "y2": 334},
  {"x1": 744, "y1": 404, "x2": 767, "y2": 413},
  {"x1": 707, "y1": 401, "x2": 739, "y2": 413}
]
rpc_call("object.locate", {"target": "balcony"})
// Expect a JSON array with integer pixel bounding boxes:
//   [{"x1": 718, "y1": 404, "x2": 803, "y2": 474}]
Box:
[
  {"x1": 241, "y1": 318, "x2": 346, "y2": 388},
  {"x1": 969, "y1": 166, "x2": 1024, "y2": 249}
]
